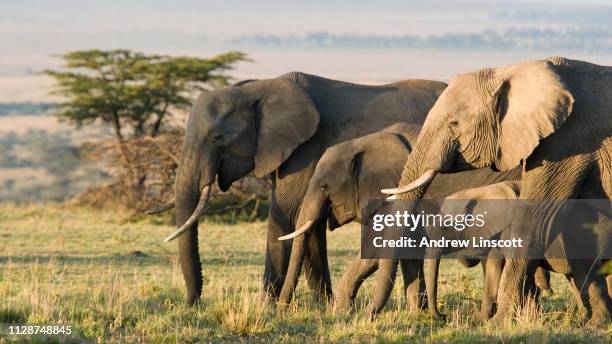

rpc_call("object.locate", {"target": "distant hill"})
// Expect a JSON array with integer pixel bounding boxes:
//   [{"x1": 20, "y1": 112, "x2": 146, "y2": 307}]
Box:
[
  {"x1": 232, "y1": 26, "x2": 612, "y2": 52},
  {"x1": 0, "y1": 102, "x2": 54, "y2": 116}
]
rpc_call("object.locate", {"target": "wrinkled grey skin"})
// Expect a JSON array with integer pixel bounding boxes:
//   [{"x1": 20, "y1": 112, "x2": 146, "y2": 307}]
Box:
[
  {"x1": 383, "y1": 57, "x2": 612, "y2": 323},
  {"x1": 425, "y1": 181, "x2": 611, "y2": 324},
  {"x1": 172, "y1": 72, "x2": 446, "y2": 305},
  {"x1": 277, "y1": 122, "x2": 522, "y2": 314}
]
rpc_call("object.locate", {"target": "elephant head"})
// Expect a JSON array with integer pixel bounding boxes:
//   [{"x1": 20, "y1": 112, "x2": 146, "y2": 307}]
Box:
[
  {"x1": 167, "y1": 77, "x2": 321, "y2": 305},
  {"x1": 276, "y1": 123, "x2": 419, "y2": 304},
  {"x1": 383, "y1": 59, "x2": 574, "y2": 200}
]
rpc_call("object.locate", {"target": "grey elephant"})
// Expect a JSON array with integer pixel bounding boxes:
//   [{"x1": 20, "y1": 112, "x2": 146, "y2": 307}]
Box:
[
  {"x1": 424, "y1": 181, "x2": 611, "y2": 324},
  {"x1": 381, "y1": 57, "x2": 612, "y2": 322},
  {"x1": 277, "y1": 122, "x2": 522, "y2": 312},
  {"x1": 146, "y1": 72, "x2": 447, "y2": 305}
]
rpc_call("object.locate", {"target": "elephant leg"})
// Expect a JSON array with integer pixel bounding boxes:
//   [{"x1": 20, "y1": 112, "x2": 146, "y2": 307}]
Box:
[
  {"x1": 400, "y1": 259, "x2": 426, "y2": 312},
  {"x1": 424, "y1": 258, "x2": 445, "y2": 320},
  {"x1": 534, "y1": 266, "x2": 552, "y2": 294},
  {"x1": 263, "y1": 202, "x2": 293, "y2": 300},
  {"x1": 264, "y1": 170, "x2": 330, "y2": 301},
  {"x1": 335, "y1": 258, "x2": 378, "y2": 310},
  {"x1": 570, "y1": 259, "x2": 612, "y2": 326},
  {"x1": 524, "y1": 262, "x2": 541, "y2": 309},
  {"x1": 567, "y1": 275, "x2": 589, "y2": 316},
  {"x1": 482, "y1": 256, "x2": 504, "y2": 322},
  {"x1": 303, "y1": 221, "x2": 333, "y2": 303},
  {"x1": 368, "y1": 258, "x2": 399, "y2": 317}
]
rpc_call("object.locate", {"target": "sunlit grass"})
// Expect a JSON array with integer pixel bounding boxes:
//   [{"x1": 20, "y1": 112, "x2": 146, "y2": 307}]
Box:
[{"x1": 0, "y1": 203, "x2": 610, "y2": 343}]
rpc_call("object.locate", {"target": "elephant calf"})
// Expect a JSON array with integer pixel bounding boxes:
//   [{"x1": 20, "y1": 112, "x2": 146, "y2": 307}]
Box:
[{"x1": 425, "y1": 181, "x2": 612, "y2": 325}]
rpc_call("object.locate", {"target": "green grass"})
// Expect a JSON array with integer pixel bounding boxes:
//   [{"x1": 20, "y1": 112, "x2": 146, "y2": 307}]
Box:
[{"x1": 0, "y1": 204, "x2": 610, "y2": 343}]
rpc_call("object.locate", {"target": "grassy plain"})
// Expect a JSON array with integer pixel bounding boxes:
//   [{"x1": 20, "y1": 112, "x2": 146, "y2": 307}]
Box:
[{"x1": 0, "y1": 203, "x2": 610, "y2": 343}]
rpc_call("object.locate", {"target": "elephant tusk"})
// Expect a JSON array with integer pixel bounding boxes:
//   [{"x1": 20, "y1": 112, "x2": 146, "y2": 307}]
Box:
[
  {"x1": 144, "y1": 197, "x2": 175, "y2": 215},
  {"x1": 277, "y1": 220, "x2": 314, "y2": 241},
  {"x1": 164, "y1": 185, "x2": 211, "y2": 243},
  {"x1": 381, "y1": 169, "x2": 437, "y2": 195}
]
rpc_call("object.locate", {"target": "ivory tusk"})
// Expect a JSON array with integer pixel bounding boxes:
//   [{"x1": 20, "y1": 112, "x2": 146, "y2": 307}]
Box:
[
  {"x1": 144, "y1": 198, "x2": 175, "y2": 215},
  {"x1": 164, "y1": 185, "x2": 211, "y2": 242},
  {"x1": 381, "y1": 169, "x2": 437, "y2": 195},
  {"x1": 277, "y1": 220, "x2": 315, "y2": 241}
]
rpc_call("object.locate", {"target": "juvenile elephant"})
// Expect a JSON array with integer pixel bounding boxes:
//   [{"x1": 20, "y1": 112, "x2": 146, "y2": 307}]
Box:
[
  {"x1": 424, "y1": 181, "x2": 611, "y2": 324},
  {"x1": 382, "y1": 57, "x2": 612, "y2": 322},
  {"x1": 277, "y1": 122, "x2": 521, "y2": 311},
  {"x1": 147, "y1": 72, "x2": 446, "y2": 305}
]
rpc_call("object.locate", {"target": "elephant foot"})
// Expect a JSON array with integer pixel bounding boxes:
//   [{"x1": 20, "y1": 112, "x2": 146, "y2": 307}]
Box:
[
  {"x1": 584, "y1": 314, "x2": 611, "y2": 328},
  {"x1": 584, "y1": 308, "x2": 612, "y2": 328},
  {"x1": 430, "y1": 310, "x2": 446, "y2": 321},
  {"x1": 407, "y1": 295, "x2": 427, "y2": 312},
  {"x1": 480, "y1": 303, "x2": 496, "y2": 322},
  {"x1": 276, "y1": 296, "x2": 292, "y2": 308},
  {"x1": 277, "y1": 292, "x2": 293, "y2": 307},
  {"x1": 490, "y1": 309, "x2": 512, "y2": 326},
  {"x1": 184, "y1": 293, "x2": 201, "y2": 307},
  {"x1": 367, "y1": 307, "x2": 380, "y2": 321},
  {"x1": 333, "y1": 294, "x2": 355, "y2": 312}
]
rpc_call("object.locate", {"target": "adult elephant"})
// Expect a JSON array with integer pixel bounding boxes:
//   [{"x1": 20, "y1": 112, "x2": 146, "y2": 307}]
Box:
[
  {"x1": 381, "y1": 57, "x2": 612, "y2": 322},
  {"x1": 152, "y1": 72, "x2": 446, "y2": 305},
  {"x1": 277, "y1": 122, "x2": 521, "y2": 311}
]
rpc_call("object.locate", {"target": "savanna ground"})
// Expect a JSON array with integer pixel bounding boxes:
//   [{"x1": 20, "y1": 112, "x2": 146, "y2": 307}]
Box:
[{"x1": 0, "y1": 204, "x2": 610, "y2": 343}]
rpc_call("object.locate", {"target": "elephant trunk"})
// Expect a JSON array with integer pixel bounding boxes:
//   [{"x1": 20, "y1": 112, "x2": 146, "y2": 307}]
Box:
[
  {"x1": 424, "y1": 254, "x2": 445, "y2": 320},
  {"x1": 278, "y1": 233, "x2": 307, "y2": 305},
  {"x1": 278, "y1": 185, "x2": 326, "y2": 304},
  {"x1": 383, "y1": 119, "x2": 456, "y2": 201},
  {"x1": 369, "y1": 126, "x2": 457, "y2": 316},
  {"x1": 368, "y1": 258, "x2": 399, "y2": 317},
  {"x1": 173, "y1": 148, "x2": 216, "y2": 305}
]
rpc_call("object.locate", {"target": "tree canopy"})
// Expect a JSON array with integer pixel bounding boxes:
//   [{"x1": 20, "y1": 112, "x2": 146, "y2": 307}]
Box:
[{"x1": 45, "y1": 49, "x2": 248, "y2": 140}]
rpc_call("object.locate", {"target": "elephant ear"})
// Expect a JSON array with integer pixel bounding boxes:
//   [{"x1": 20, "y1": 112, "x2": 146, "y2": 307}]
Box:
[
  {"x1": 356, "y1": 133, "x2": 411, "y2": 209},
  {"x1": 247, "y1": 78, "x2": 320, "y2": 177},
  {"x1": 493, "y1": 61, "x2": 574, "y2": 170}
]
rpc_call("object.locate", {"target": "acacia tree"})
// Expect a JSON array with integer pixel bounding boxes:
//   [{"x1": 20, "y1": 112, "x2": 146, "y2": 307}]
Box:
[
  {"x1": 45, "y1": 49, "x2": 249, "y2": 207},
  {"x1": 46, "y1": 49, "x2": 247, "y2": 140}
]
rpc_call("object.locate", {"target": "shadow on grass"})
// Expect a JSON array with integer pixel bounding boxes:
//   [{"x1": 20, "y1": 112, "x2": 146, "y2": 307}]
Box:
[
  {"x1": 424, "y1": 329, "x2": 598, "y2": 344},
  {"x1": 0, "y1": 308, "x2": 28, "y2": 323},
  {"x1": 0, "y1": 250, "x2": 266, "y2": 268},
  {"x1": 0, "y1": 255, "x2": 164, "y2": 267}
]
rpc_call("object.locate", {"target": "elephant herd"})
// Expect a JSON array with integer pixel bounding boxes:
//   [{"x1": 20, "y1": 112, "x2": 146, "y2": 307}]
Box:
[{"x1": 148, "y1": 57, "x2": 612, "y2": 326}]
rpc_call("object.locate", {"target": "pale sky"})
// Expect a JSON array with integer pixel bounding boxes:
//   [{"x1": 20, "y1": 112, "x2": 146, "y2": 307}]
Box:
[{"x1": 1, "y1": 0, "x2": 612, "y2": 101}]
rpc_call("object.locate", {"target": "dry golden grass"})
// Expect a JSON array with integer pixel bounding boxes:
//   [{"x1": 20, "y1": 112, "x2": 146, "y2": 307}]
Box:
[{"x1": 0, "y1": 203, "x2": 610, "y2": 343}]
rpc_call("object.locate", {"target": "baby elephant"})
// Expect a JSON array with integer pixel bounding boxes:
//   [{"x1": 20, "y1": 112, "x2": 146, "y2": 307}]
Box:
[
  {"x1": 425, "y1": 181, "x2": 612, "y2": 325},
  {"x1": 277, "y1": 122, "x2": 523, "y2": 314},
  {"x1": 277, "y1": 122, "x2": 425, "y2": 308}
]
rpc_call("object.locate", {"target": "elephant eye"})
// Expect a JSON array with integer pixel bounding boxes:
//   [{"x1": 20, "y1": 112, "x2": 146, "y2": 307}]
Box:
[
  {"x1": 448, "y1": 120, "x2": 460, "y2": 135},
  {"x1": 320, "y1": 184, "x2": 329, "y2": 192},
  {"x1": 210, "y1": 133, "x2": 223, "y2": 142}
]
